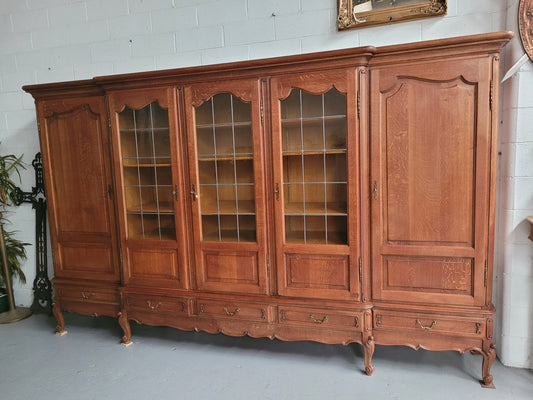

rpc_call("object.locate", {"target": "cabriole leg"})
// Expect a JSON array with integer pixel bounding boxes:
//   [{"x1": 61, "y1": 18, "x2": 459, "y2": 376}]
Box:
[
  {"x1": 363, "y1": 335, "x2": 375, "y2": 376},
  {"x1": 481, "y1": 342, "x2": 496, "y2": 388},
  {"x1": 118, "y1": 310, "x2": 132, "y2": 346},
  {"x1": 52, "y1": 301, "x2": 67, "y2": 336}
]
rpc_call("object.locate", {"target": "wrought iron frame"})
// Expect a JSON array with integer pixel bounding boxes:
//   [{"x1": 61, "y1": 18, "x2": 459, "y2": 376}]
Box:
[{"x1": 14, "y1": 153, "x2": 52, "y2": 314}]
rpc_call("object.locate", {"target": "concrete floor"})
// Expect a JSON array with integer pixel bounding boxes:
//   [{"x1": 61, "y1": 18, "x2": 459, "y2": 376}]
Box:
[{"x1": 1, "y1": 313, "x2": 532, "y2": 400}]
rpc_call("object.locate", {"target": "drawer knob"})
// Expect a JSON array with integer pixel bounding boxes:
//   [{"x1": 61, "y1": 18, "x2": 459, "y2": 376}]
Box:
[
  {"x1": 223, "y1": 307, "x2": 240, "y2": 316},
  {"x1": 309, "y1": 314, "x2": 328, "y2": 324},
  {"x1": 81, "y1": 292, "x2": 94, "y2": 300},
  {"x1": 147, "y1": 301, "x2": 162, "y2": 311},
  {"x1": 416, "y1": 319, "x2": 437, "y2": 331}
]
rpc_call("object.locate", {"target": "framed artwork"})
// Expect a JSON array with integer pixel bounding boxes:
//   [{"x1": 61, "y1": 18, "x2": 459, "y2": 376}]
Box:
[
  {"x1": 519, "y1": 0, "x2": 533, "y2": 60},
  {"x1": 337, "y1": 0, "x2": 447, "y2": 30}
]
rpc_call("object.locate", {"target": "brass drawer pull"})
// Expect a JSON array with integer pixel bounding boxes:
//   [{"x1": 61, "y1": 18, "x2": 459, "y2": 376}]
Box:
[
  {"x1": 147, "y1": 301, "x2": 162, "y2": 311},
  {"x1": 223, "y1": 307, "x2": 240, "y2": 316},
  {"x1": 309, "y1": 314, "x2": 328, "y2": 324},
  {"x1": 81, "y1": 292, "x2": 94, "y2": 300},
  {"x1": 416, "y1": 319, "x2": 437, "y2": 331}
]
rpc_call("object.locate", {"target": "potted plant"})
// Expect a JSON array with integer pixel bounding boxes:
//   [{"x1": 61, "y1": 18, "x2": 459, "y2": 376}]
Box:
[{"x1": 0, "y1": 150, "x2": 28, "y2": 313}]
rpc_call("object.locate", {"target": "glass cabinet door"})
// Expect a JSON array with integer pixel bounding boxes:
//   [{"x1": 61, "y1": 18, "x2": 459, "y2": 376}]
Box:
[
  {"x1": 119, "y1": 102, "x2": 175, "y2": 240},
  {"x1": 109, "y1": 89, "x2": 187, "y2": 289},
  {"x1": 271, "y1": 70, "x2": 362, "y2": 301},
  {"x1": 194, "y1": 93, "x2": 256, "y2": 243},
  {"x1": 281, "y1": 88, "x2": 348, "y2": 245},
  {"x1": 186, "y1": 80, "x2": 268, "y2": 295}
]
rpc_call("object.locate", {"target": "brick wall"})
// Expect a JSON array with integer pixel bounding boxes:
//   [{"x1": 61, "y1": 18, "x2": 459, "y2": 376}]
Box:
[{"x1": 1, "y1": 0, "x2": 531, "y2": 368}]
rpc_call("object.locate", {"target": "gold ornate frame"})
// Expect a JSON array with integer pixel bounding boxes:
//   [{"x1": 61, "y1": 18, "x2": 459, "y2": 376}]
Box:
[
  {"x1": 337, "y1": 0, "x2": 447, "y2": 30},
  {"x1": 519, "y1": 0, "x2": 533, "y2": 60}
]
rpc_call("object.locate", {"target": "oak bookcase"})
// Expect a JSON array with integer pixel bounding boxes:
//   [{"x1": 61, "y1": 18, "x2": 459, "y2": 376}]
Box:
[{"x1": 24, "y1": 31, "x2": 512, "y2": 385}]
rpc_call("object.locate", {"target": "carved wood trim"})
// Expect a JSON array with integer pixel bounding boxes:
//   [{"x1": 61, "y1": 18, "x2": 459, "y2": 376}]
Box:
[
  {"x1": 275, "y1": 71, "x2": 349, "y2": 100},
  {"x1": 43, "y1": 104, "x2": 100, "y2": 120},
  {"x1": 189, "y1": 81, "x2": 257, "y2": 107}
]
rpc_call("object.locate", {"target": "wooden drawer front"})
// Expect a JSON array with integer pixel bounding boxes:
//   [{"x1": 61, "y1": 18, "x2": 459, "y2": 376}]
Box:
[
  {"x1": 374, "y1": 310, "x2": 485, "y2": 338},
  {"x1": 197, "y1": 299, "x2": 270, "y2": 322},
  {"x1": 58, "y1": 286, "x2": 119, "y2": 304},
  {"x1": 278, "y1": 306, "x2": 363, "y2": 331},
  {"x1": 124, "y1": 294, "x2": 188, "y2": 315}
]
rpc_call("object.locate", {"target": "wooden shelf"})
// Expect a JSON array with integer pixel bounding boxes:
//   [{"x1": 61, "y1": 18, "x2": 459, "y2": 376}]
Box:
[
  {"x1": 282, "y1": 150, "x2": 346, "y2": 156},
  {"x1": 126, "y1": 202, "x2": 174, "y2": 213},
  {"x1": 123, "y1": 160, "x2": 172, "y2": 168},
  {"x1": 198, "y1": 154, "x2": 253, "y2": 161},
  {"x1": 201, "y1": 200, "x2": 255, "y2": 215},
  {"x1": 120, "y1": 127, "x2": 169, "y2": 134},
  {"x1": 281, "y1": 115, "x2": 346, "y2": 127},
  {"x1": 196, "y1": 121, "x2": 252, "y2": 129},
  {"x1": 285, "y1": 202, "x2": 347, "y2": 215}
]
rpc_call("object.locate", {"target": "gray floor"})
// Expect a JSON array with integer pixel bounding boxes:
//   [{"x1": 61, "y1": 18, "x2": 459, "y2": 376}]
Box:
[{"x1": 1, "y1": 313, "x2": 532, "y2": 400}]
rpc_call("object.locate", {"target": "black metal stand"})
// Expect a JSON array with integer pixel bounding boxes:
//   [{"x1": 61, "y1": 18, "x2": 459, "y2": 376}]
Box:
[{"x1": 15, "y1": 153, "x2": 52, "y2": 314}]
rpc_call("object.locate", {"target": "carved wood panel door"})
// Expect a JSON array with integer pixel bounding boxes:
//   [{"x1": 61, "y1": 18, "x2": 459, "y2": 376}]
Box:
[
  {"x1": 38, "y1": 96, "x2": 120, "y2": 282},
  {"x1": 108, "y1": 87, "x2": 190, "y2": 289},
  {"x1": 370, "y1": 57, "x2": 494, "y2": 307},
  {"x1": 271, "y1": 69, "x2": 365, "y2": 301},
  {"x1": 184, "y1": 79, "x2": 269, "y2": 294}
]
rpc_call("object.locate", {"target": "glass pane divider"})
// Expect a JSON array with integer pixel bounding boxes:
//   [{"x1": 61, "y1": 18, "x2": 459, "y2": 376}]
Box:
[
  {"x1": 132, "y1": 107, "x2": 145, "y2": 239},
  {"x1": 230, "y1": 95, "x2": 241, "y2": 242},
  {"x1": 149, "y1": 103, "x2": 163, "y2": 240},
  {"x1": 322, "y1": 92, "x2": 328, "y2": 245},
  {"x1": 299, "y1": 90, "x2": 307, "y2": 244},
  {"x1": 210, "y1": 97, "x2": 222, "y2": 242}
]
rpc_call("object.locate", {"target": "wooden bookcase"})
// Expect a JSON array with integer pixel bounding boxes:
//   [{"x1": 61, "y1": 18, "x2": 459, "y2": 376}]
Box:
[{"x1": 24, "y1": 31, "x2": 512, "y2": 385}]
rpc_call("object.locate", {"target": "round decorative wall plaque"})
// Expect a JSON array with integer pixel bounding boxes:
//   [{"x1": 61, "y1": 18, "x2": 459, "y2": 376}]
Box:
[{"x1": 519, "y1": 0, "x2": 533, "y2": 60}]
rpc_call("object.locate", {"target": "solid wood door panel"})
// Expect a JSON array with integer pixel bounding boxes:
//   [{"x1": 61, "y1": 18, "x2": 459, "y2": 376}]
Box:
[
  {"x1": 125, "y1": 247, "x2": 180, "y2": 288},
  {"x1": 43, "y1": 104, "x2": 111, "y2": 235},
  {"x1": 271, "y1": 69, "x2": 363, "y2": 301},
  {"x1": 384, "y1": 77, "x2": 475, "y2": 246},
  {"x1": 185, "y1": 79, "x2": 268, "y2": 295},
  {"x1": 38, "y1": 97, "x2": 119, "y2": 281},
  {"x1": 58, "y1": 243, "x2": 115, "y2": 277},
  {"x1": 371, "y1": 58, "x2": 492, "y2": 307}
]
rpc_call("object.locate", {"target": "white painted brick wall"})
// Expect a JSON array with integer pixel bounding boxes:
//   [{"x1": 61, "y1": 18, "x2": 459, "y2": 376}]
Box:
[
  {"x1": 151, "y1": 7, "x2": 198, "y2": 33},
  {"x1": 87, "y1": 0, "x2": 129, "y2": 21},
  {"x1": 0, "y1": 0, "x2": 530, "y2": 369},
  {"x1": 497, "y1": 0, "x2": 533, "y2": 369}
]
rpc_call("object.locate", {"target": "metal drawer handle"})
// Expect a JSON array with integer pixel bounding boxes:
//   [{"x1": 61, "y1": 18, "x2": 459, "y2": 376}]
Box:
[
  {"x1": 81, "y1": 292, "x2": 94, "y2": 300},
  {"x1": 223, "y1": 307, "x2": 240, "y2": 316},
  {"x1": 416, "y1": 319, "x2": 437, "y2": 331},
  {"x1": 310, "y1": 314, "x2": 328, "y2": 324},
  {"x1": 147, "y1": 301, "x2": 162, "y2": 311}
]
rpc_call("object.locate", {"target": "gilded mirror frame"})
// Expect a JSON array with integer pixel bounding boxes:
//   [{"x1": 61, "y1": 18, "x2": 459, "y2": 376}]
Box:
[{"x1": 337, "y1": 0, "x2": 447, "y2": 30}]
